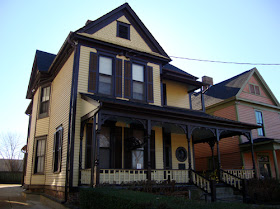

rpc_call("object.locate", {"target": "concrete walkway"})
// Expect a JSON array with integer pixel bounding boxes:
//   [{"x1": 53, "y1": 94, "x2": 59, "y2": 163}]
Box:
[{"x1": 0, "y1": 184, "x2": 52, "y2": 209}]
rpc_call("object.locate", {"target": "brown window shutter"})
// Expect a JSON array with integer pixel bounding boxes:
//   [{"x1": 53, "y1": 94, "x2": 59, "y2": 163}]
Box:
[
  {"x1": 115, "y1": 59, "x2": 122, "y2": 97},
  {"x1": 147, "y1": 66, "x2": 154, "y2": 102},
  {"x1": 88, "y1": 52, "x2": 98, "y2": 93},
  {"x1": 124, "y1": 61, "x2": 131, "y2": 98}
]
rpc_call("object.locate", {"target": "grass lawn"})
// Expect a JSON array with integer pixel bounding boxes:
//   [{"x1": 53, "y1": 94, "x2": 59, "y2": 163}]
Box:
[{"x1": 79, "y1": 187, "x2": 277, "y2": 209}]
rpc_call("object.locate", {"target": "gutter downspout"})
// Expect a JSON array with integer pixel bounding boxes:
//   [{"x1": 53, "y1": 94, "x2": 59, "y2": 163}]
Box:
[
  {"x1": 91, "y1": 102, "x2": 102, "y2": 187},
  {"x1": 63, "y1": 35, "x2": 78, "y2": 204}
]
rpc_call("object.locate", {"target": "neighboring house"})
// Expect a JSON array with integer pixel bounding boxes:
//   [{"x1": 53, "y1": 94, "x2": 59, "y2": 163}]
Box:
[
  {"x1": 0, "y1": 159, "x2": 23, "y2": 172},
  {"x1": 194, "y1": 68, "x2": 280, "y2": 180},
  {"x1": 24, "y1": 3, "x2": 259, "y2": 201}
]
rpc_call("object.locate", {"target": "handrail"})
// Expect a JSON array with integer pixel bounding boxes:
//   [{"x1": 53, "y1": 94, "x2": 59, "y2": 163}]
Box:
[
  {"x1": 191, "y1": 169, "x2": 212, "y2": 194},
  {"x1": 220, "y1": 169, "x2": 242, "y2": 190},
  {"x1": 221, "y1": 169, "x2": 242, "y2": 180}
]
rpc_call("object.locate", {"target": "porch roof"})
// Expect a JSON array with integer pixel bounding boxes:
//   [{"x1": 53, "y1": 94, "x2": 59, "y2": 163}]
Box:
[
  {"x1": 240, "y1": 137, "x2": 280, "y2": 151},
  {"x1": 81, "y1": 94, "x2": 259, "y2": 139}
]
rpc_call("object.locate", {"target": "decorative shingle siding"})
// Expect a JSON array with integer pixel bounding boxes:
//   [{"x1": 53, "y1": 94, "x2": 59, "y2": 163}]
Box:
[
  {"x1": 240, "y1": 75, "x2": 275, "y2": 105},
  {"x1": 81, "y1": 15, "x2": 152, "y2": 53}
]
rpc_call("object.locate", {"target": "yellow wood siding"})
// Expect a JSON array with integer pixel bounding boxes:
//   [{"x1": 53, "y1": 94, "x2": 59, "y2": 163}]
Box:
[
  {"x1": 164, "y1": 80, "x2": 189, "y2": 109},
  {"x1": 25, "y1": 90, "x2": 39, "y2": 185},
  {"x1": 78, "y1": 46, "x2": 161, "y2": 106},
  {"x1": 45, "y1": 52, "x2": 74, "y2": 187},
  {"x1": 79, "y1": 15, "x2": 152, "y2": 53},
  {"x1": 171, "y1": 133, "x2": 188, "y2": 169},
  {"x1": 154, "y1": 127, "x2": 163, "y2": 169},
  {"x1": 148, "y1": 63, "x2": 161, "y2": 106},
  {"x1": 31, "y1": 175, "x2": 45, "y2": 185},
  {"x1": 35, "y1": 117, "x2": 50, "y2": 136}
]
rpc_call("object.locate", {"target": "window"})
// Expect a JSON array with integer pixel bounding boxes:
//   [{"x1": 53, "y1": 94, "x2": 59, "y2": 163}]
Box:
[
  {"x1": 53, "y1": 126, "x2": 63, "y2": 173},
  {"x1": 34, "y1": 137, "x2": 46, "y2": 174},
  {"x1": 39, "y1": 86, "x2": 50, "y2": 117},
  {"x1": 98, "y1": 56, "x2": 113, "y2": 95},
  {"x1": 117, "y1": 22, "x2": 130, "y2": 40},
  {"x1": 132, "y1": 64, "x2": 144, "y2": 100},
  {"x1": 249, "y1": 84, "x2": 260, "y2": 95},
  {"x1": 255, "y1": 111, "x2": 265, "y2": 136}
]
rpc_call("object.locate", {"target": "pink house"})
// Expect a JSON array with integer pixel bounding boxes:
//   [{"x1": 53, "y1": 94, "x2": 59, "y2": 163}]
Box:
[{"x1": 194, "y1": 68, "x2": 280, "y2": 179}]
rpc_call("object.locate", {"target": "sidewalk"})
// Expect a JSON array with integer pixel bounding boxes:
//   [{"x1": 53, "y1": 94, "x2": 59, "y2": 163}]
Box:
[{"x1": 0, "y1": 184, "x2": 56, "y2": 209}]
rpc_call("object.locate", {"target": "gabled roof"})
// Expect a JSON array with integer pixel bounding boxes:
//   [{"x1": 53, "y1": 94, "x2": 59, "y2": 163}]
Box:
[
  {"x1": 203, "y1": 68, "x2": 279, "y2": 107},
  {"x1": 163, "y1": 64, "x2": 198, "y2": 79},
  {"x1": 76, "y1": 3, "x2": 170, "y2": 60},
  {"x1": 36, "y1": 50, "x2": 56, "y2": 72},
  {"x1": 26, "y1": 50, "x2": 56, "y2": 99}
]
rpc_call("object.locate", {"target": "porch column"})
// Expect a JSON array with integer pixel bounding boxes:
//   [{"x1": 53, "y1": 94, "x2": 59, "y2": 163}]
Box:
[
  {"x1": 91, "y1": 116, "x2": 97, "y2": 187},
  {"x1": 147, "y1": 120, "x2": 151, "y2": 181},
  {"x1": 78, "y1": 121, "x2": 86, "y2": 186},
  {"x1": 272, "y1": 150, "x2": 279, "y2": 180},
  {"x1": 249, "y1": 132, "x2": 257, "y2": 178},
  {"x1": 216, "y1": 129, "x2": 221, "y2": 180},
  {"x1": 208, "y1": 140, "x2": 215, "y2": 171},
  {"x1": 95, "y1": 113, "x2": 102, "y2": 185},
  {"x1": 187, "y1": 125, "x2": 192, "y2": 183}
]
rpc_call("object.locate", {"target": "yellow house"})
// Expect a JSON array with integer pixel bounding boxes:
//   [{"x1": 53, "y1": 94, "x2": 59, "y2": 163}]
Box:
[{"x1": 24, "y1": 3, "x2": 259, "y2": 202}]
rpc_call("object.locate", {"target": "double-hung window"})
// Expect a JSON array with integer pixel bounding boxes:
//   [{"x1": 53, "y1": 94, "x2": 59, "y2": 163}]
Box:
[
  {"x1": 53, "y1": 126, "x2": 63, "y2": 173},
  {"x1": 39, "y1": 86, "x2": 50, "y2": 118},
  {"x1": 132, "y1": 64, "x2": 144, "y2": 100},
  {"x1": 249, "y1": 84, "x2": 260, "y2": 95},
  {"x1": 98, "y1": 56, "x2": 113, "y2": 95},
  {"x1": 255, "y1": 110, "x2": 265, "y2": 136},
  {"x1": 34, "y1": 137, "x2": 46, "y2": 174}
]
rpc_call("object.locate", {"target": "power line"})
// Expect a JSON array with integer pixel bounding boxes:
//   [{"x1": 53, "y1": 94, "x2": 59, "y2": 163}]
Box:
[{"x1": 170, "y1": 56, "x2": 280, "y2": 66}]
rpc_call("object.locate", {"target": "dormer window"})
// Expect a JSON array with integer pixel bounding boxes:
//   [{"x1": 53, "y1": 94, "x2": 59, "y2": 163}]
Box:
[{"x1": 117, "y1": 22, "x2": 130, "y2": 40}]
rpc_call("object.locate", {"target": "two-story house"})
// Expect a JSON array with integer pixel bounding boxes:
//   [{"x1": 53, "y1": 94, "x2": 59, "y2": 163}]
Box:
[
  {"x1": 24, "y1": 3, "x2": 259, "y2": 201},
  {"x1": 194, "y1": 68, "x2": 280, "y2": 180}
]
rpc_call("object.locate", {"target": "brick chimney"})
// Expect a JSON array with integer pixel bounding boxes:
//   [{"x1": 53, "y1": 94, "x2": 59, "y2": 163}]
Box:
[{"x1": 202, "y1": 76, "x2": 213, "y2": 91}]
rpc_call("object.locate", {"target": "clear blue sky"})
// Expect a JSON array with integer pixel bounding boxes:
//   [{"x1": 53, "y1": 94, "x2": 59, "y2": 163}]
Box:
[{"x1": 0, "y1": 0, "x2": 279, "y2": 146}]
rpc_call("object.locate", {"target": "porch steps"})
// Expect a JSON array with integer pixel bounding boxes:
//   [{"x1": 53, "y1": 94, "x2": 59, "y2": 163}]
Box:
[{"x1": 215, "y1": 184, "x2": 243, "y2": 203}]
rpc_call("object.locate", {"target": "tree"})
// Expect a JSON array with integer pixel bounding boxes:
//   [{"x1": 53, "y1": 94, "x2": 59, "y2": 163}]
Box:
[{"x1": 0, "y1": 132, "x2": 24, "y2": 171}]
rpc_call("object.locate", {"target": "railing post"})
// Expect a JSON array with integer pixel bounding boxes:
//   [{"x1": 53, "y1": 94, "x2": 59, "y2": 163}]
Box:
[
  {"x1": 210, "y1": 180, "x2": 216, "y2": 202},
  {"x1": 147, "y1": 120, "x2": 151, "y2": 181},
  {"x1": 91, "y1": 116, "x2": 96, "y2": 187},
  {"x1": 242, "y1": 179, "x2": 248, "y2": 203}
]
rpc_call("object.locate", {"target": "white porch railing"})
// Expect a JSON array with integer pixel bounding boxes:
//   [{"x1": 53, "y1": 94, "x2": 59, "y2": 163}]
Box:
[
  {"x1": 151, "y1": 169, "x2": 189, "y2": 183},
  {"x1": 191, "y1": 171, "x2": 211, "y2": 193},
  {"x1": 100, "y1": 169, "x2": 147, "y2": 184},
  {"x1": 224, "y1": 169, "x2": 254, "y2": 179},
  {"x1": 80, "y1": 169, "x2": 190, "y2": 185},
  {"x1": 81, "y1": 168, "x2": 91, "y2": 185}
]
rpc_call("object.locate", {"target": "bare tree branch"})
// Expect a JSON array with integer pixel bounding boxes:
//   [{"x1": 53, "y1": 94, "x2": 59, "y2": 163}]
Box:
[{"x1": 0, "y1": 132, "x2": 24, "y2": 171}]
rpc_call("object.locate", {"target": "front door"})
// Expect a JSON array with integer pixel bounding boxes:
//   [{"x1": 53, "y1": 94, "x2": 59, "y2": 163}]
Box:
[
  {"x1": 258, "y1": 155, "x2": 271, "y2": 179},
  {"x1": 163, "y1": 131, "x2": 172, "y2": 169}
]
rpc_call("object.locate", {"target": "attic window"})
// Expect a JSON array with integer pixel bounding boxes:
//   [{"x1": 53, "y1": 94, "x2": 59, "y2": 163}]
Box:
[
  {"x1": 249, "y1": 84, "x2": 260, "y2": 95},
  {"x1": 117, "y1": 22, "x2": 130, "y2": 40}
]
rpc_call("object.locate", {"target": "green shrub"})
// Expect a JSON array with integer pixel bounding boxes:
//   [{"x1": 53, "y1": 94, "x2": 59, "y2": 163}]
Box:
[
  {"x1": 79, "y1": 187, "x2": 255, "y2": 209},
  {"x1": 247, "y1": 178, "x2": 280, "y2": 203}
]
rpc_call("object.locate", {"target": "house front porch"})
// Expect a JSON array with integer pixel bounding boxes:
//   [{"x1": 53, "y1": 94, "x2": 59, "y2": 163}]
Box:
[{"x1": 78, "y1": 93, "x2": 259, "y2": 199}]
